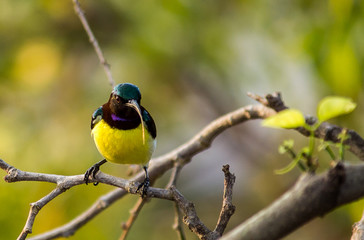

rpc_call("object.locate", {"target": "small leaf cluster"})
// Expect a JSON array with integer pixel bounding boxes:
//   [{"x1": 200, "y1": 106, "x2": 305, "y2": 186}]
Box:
[{"x1": 262, "y1": 96, "x2": 356, "y2": 174}]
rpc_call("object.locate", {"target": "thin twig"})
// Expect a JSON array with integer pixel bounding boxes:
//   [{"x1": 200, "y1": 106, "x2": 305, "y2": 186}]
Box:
[
  {"x1": 172, "y1": 202, "x2": 186, "y2": 240},
  {"x1": 119, "y1": 175, "x2": 156, "y2": 240},
  {"x1": 247, "y1": 92, "x2": 268, "y2": 106},
  {"x1": 166, "y1": 163, "x2": 184, "y2": 189},
  {"x1": 119, "y1": 198, "x2": 147, "y2": 240},
  {"x1": 17, "y1": 188, "x2": 66, "y2": 240},
  {"x1": 167, "y1": 163, "x2": 186, "y2": 239},
  {"x1": 72, "y1": 0, "x2": 115, "y2": 87},
  {"x1": 214, "y1": 165, "x2": 236, "y2": 236}
]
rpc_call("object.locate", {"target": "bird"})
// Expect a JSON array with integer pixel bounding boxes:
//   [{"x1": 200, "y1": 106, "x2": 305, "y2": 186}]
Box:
[{"x1": 84, "y1": 83, "x2": 157, "y2": 197}]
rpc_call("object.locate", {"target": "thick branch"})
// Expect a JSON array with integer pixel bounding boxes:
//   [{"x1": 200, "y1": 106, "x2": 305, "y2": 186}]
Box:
[{"x1": 221, "y1": 163, "x2": 364, "y2": 240}]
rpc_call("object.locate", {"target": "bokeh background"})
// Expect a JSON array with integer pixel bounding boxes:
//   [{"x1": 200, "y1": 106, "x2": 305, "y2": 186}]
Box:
[{"x1": 1, "y1": 0, "x2": 364, "y2": 239}]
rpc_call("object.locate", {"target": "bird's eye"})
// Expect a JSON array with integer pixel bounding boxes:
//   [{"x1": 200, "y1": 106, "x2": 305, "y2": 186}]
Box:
[{"x1": 115, "y1": 96, "x2": 121, "y2": 102}]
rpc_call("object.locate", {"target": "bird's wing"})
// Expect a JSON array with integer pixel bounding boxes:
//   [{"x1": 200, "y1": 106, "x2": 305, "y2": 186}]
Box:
[
  {"x1": 91, "y1": 106, "x2": 103, "y2": 130},
  {"x1": 142, "y1": 107, "x2": 157, "y2": 139}
]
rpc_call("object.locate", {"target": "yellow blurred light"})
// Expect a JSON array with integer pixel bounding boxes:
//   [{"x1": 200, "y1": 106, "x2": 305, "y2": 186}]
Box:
[
  {"x1": 329, "y1": 0, "x2": 353, "y2": 23},
  {"x1": 40, "y1": 0, "x2": 72, "y2": 20},
  {"x1": 12, "y1": 39, "x2": 61, "y2": 90},
  {"x1": 324, "y1": 40, "x2": 361, "y2": 97}
]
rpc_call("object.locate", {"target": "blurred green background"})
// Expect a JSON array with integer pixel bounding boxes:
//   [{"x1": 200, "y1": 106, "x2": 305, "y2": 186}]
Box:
[{"x1": 1, "y1": 0, "x2": 364, "y2": 239}]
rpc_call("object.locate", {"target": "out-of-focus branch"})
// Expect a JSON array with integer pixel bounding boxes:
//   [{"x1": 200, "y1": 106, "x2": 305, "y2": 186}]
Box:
[
  {"x1": 172, "y1": 201, "x2": 186, "y2": 240},
  {"x1": 119, "y1": 198, "x2": 147, "y2": 240},
  {"x1": 72, "y1": 0, "x2": 115, "y2": 87},
  {"x1": 351, "y1": 210, "x2": 364, "y2": 240},
  {"x1": 167, "y1": 164, "x2": 186, "y2": 239}
]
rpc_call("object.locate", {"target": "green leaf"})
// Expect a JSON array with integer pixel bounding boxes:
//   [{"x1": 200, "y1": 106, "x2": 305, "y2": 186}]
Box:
[
  {"x1": 262, "y1": 109, "x2": 306, "y2": 129},
  {"x1": 317, "y1": 96, "x2": 356, "y2": 122},
  {"x1": 274, "y1": 152, "x2": 303, "y2": 175}
]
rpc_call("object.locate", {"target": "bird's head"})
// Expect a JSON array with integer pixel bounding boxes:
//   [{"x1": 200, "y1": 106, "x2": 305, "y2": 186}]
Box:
[
  {"x1": 111, "y1": 83, "x2": 141, "y2": 104},
  {"x1": 109, "y1": 83, "x2": 143, "y2": 121}
]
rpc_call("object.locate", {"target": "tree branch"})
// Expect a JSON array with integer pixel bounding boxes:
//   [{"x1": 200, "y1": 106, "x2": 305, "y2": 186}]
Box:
[
  {"x1": 2, "y1": 158, "x2": 236, "y2": 240},
  {"x1": 166, "y1": 163, "x2": 187, "y2": 239},
  {"x1": 170, "y1": 185, "x2": 217, "y2": 239},
  {"x1": 7, "y1": 93, "x2": 364, "y2": 239},
  {"x1": 214, "y1": 165, "x2": 236, "y2": 236},
  {"x1": 4, "y1": 104, "x2": 272, "y2": 239},
  {"x1": 119, "y1": 198, "x2": 147, "y2": 240},
  {"x1": 220, "y1": 162, "x2": 364, "y2": 240},
  {"x1": 72, "y1": 0, "x2": 115, "y2": 87},
  {"x1": 17, "y1": 188, "x2": 66, "y2": 240},
  {"x1": 172, "y1": 201, "x2": 187, "y2": 240},
  {"x1": 27, "y1": 188, "x2": 125, "y2": 240},
  {"x1": 250, "y1": 92, "x2": 364, "y2": 161}
]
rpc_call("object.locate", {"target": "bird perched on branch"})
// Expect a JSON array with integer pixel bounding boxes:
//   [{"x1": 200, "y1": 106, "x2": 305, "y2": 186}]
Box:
[{"x1": 84, "y1": 83, "x2": 157, "y2": 197}]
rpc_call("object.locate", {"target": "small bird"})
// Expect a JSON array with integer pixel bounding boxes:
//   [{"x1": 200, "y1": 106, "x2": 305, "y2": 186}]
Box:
[{"x1": 84, "y1": 83, "x2": 157, "y2": 197}]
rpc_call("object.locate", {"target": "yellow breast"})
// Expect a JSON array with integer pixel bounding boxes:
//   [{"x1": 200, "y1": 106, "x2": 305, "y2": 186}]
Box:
[{"x1": 91, "y1": 119, "x2": 155, "y2": 165}]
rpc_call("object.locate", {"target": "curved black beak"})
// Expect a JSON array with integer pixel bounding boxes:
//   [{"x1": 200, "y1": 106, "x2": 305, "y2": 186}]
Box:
[{"x1": 126, "y1": 99, "x2": 145, "y2": 144}]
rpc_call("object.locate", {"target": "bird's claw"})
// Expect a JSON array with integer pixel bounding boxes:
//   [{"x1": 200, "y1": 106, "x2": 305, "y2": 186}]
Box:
[
  {"x1": 84, "y1": 165, "x2": 100, "y2": 185},
  {"x1": 137, "y1": 177, "x2": 150, "y2": 198},
  {"x1": 84, "y1": 159, "x2": 107, "y2": 186}
]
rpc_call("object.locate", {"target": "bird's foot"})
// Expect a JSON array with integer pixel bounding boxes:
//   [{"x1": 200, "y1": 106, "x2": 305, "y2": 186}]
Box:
[
  {"x1": 136, "y1": 176, "x2": 150, "y2": 198},
  {"x1": 84, "y1": 159, "x2": 107, "y2": 186}
]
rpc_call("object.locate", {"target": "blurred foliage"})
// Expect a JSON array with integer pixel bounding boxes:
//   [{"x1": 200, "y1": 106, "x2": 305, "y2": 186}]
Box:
[{"x1": 0, "y1": 0, "x2": 363, "y2": 239}]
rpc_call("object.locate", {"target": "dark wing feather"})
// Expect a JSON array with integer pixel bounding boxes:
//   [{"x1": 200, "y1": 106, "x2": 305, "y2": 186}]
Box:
[
  {"x1": 142, "y1": 107, "x2": 157, "y2": 139},
  {"x1": 91, "y1": 106, "x2": 103, "y2": 129}
]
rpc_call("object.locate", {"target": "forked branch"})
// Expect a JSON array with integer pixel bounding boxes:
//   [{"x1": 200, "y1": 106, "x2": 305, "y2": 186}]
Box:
[
  {"x1": 1, "y1": 159, "x2": 236, "y2": 240},
  {"x1": 2, "y1": 103, "x2": 272, "y2": 240}
]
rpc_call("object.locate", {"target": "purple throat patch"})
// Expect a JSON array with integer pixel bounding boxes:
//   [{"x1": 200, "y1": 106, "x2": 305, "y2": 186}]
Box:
[{"x1": 111, "y1": 114, "x2": 128, "y2": 122}]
